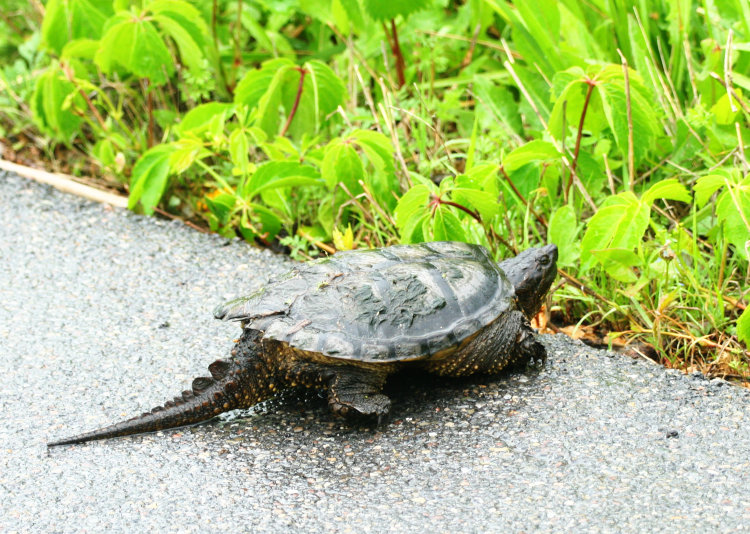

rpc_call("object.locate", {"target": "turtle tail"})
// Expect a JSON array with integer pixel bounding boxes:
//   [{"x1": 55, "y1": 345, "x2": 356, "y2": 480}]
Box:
[{"x1": 48, "y1": 330, "x2": 276, "y2": 447}]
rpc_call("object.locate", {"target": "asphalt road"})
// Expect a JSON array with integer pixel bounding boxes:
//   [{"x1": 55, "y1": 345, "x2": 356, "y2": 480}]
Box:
[{"x1": 1, "y1": 171, "x2": 748, "y2": 533}]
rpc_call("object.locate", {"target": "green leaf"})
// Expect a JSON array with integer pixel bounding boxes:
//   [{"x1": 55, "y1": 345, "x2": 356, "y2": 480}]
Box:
[
  {"x1": 350, "y1": 130, "x2": 395, "y2": 173},
  {"x1": 547, "y1": 204, "x2": 580, "y2": 267},
  {"x1": 283, "y1": 60, "x2": 347, "y2": 139},
  {"x1": 168, "y1": 138, "x2": 209, "y2": 174},
  {"x1": 641, "y1": 178, "x2": 691, "y2": 206},
  {"x1": 502, "y1": 141, "x2": 559, "y2": 172},
  {"x1": 229, "y1": 129, "x2": 251, "y2": 176},
  {"x1": 548, "y1": 68, "x2": 606, "y2": 142},
  {"x1": 205, "y1": 193, "x2": 236, "y2": 225},
  {"x1": 710, "y1": 92, "x2": 743, "y2": 125},
  {"x1": 472, "y1": 76, "x2": 522, "y2": 135},
  {"x1": 322, "y1": 140, "x2": 365, "y2": 193},
  {"x1": 451, "y1": 175, "x2": 499, "y2": 222},
  {"x1": 61, "y1": 39, "x2": 101, "y2": 60},
  {"x1": 152, "y1": 11, "x2": 206, "y2": 74},
  {"x1": 694, "y1": 174, "x2": 728, "y2": 207},
  {"x1": 362, "y1": 0, "x2": 432, "y2": 21},
  {"x1": 715, "y1": 176, "x2": 750, "y2": 259},
  {"x1": 42, "y1": 0, "x2": 113, "y2": 55},
  {"x1": 129, "y1": 144, "x2": 176, "y2": 214},
  {"x1": 177, "y1": 103, "x2": 232, "y2": 136},
  {"x1": 597, "y1": 70, "x2": 658, "y2": 167},
  {"x1": 95, "y1": 12, "x2": 174, "y2": 83},
  {"x1": 432, "y1": 207, "x2": 466, "y2": 242},
  {"x1": 234, "y1": 58, "x2": 294, "y2": 109},
  {"x1": 395, "y1": 184, "x2": 431, "y2": 239},
  {"x1": 580, "y1": 192, "x2": 649, "y2": 271},
  {"x1": 738, "y1": 307, "x2": 750, "y2": 347},
  {"x1": 243, "y1": 161, "x2": 322, "y2": 198},
  {"x1": 589, "y1": 248, "x2": 640, "y2": 283},
  {"x1": 30, "y1": 67, "x2": 83, "y2": 143}
]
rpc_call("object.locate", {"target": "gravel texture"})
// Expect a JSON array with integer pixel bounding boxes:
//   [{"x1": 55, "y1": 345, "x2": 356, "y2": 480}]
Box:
[{"x1": 1, "y1": 171, "x2": 749, "y2": 533}]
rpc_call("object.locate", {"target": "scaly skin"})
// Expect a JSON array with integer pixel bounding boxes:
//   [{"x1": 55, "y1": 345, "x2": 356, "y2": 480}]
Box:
[{"x1": 48, "y1": 330, "x2": 282, "y2": 447}]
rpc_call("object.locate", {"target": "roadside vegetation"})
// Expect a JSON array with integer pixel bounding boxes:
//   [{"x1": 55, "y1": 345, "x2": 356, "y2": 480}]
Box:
[{"x1": 0, "y1": 0, "x2": 748, "y2": 381}]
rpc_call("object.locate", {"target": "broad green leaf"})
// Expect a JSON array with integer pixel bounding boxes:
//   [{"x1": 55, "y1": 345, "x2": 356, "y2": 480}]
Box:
[
  {"x1": 350, "y1": 130, "x2": 394, "y2": 172},
  {"x1": 641, "y1": 178, "x2": 691, "y2": 206},
  {"x1": 229, "y1": 129, "x2": 251, "y2": 176},
  {"x1": 168, "y1": 138, "x2": 209, "y2": 174},
  {"x1": 589, "y1": 248, "x2": 641, "y2": 283},
  {"x1": 738, "y1": 307, "x2": 750, "y2": 346},
  {"x1": 694, "y1": 174, "x2": 728, "y2": 207},
  {"x1": 547, "y1": 204, "x2": 580, "y2": 267},
  {"x1": 129, "y1": 144, "x2": 175, "y2": 214},
  {"x1": 362, "y1": 0, "x2": 432, "y2": 21},
  {"x1": 395, "y1": 184, "x2": 431, "y2": 234},
  {"x1": 284, "y1": 60, "x2": 347, "y2": 139},
  {"x1": 502, "y1": 141, "x2": 559, "y2": 172},
  {"x1": 95, "y1": 12, "x2": 174, "y2": 83},
  {"x1": 322, "y1": 141, "x2": 364, "y2": 193},
  {"x1": 256, "y1": 64, "x2": 298, "y2": 137},
  {"x1": 61, "y1": 39, "x2": 100, "y2": 60},
  {"x1": 152, "y1": 10, "x2": 207, "y2": 74},
  {"x1": 597, "y1": 71, "x2": 658, "y2": 167},
  {"x1": 548, "y1": 68, "x2": 606, "y2": 142},
  {"x1": 30, "y1": 67, "x2": 83, "y2": 143},
  {"x1": 432, "y1": 206, "x2": 467, "y2": 242},
  {"x1": 710, "y1": 92, "x2": 742, "y2": 125},
  {"x1": 244, "y1": 161, "x2": 322, "y2": 198},
  {"x1": 205, "y1": 193, "x2": 236, "y2": 225},
  {"x1": 472, "y1": 76, "x2": 522, "y2": 135},
  {"x1": 580, "y1": 192, "x2": 649, "y2": 271},
  {"x1": 715, "y1": 176, "x2": 750, "y2": 258},
  {"x1": 177, "y1": 103, "x2": 232, "y2": 136},
  {"x1": 42, "y1": 0, "x2": 113, "y2": 55},
  {"x1": 451, "y1": 175, "x2": 500, "y2": 222},
  {"x1": 234, "y1": 58, "x2": 294, "y2": 109},
  {"x1": 254, "y1": 175, "x2": 325, "y2": 194},
  {"x1": 466, "y1": 164, "x2": 500, "y2": 197}
]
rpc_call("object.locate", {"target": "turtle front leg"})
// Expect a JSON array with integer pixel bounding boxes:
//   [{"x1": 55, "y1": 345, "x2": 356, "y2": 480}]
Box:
[{"x1": 327, "y1": 367, "x2": 391, "y2": 421}]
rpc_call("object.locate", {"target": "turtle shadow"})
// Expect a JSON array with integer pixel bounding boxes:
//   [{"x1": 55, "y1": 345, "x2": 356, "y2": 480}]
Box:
[{"x1": 216, "y1": 365, "x2": 545, "y2": 439}]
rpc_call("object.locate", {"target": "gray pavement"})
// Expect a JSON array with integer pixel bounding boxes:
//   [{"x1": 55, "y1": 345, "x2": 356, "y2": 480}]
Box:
[{"x1": 1, "y1": 171, "x2": 749, "y2": 533}]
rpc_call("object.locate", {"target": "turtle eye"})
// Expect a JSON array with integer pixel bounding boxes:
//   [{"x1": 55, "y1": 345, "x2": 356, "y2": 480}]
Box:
[{"x1": 539, "y1": 255, "x2": 550, "y2": 266}]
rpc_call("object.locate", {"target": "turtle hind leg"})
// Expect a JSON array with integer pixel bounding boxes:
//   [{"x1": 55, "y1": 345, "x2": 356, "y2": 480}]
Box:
[{"x1": 327, "y1": 367, "x2": 391, "y2": 423}]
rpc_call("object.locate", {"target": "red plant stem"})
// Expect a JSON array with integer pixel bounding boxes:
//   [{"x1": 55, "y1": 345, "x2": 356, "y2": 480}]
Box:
[
  {"x1": 432, "y1": 196, "x2": 482, "y2": 223},
  {"x1": 499, "y1": 165, "x2": 547, "y2": 227},
  {"x1": 389, "y1": 19, "x2": 406, "y2": 88},
  {"x1": 566, "y1": 78, "x2": 596, "y2": 199},
  {"x1": 280, "y1": 67, "x2": 307, "y2": 137}
]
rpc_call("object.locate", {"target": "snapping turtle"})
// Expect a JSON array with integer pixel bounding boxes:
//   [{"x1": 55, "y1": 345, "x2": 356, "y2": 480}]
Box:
[{"x1": 48, "y1": 242, "x2": 557, "y2": 447}]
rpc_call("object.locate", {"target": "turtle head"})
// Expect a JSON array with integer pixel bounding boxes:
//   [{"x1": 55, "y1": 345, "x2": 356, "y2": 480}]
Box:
[{"x1": 499, "y1": 244, "x2": 558, "y2": 319}]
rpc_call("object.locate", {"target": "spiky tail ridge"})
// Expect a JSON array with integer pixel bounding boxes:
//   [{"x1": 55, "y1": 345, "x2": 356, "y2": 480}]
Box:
[{"x1": 48, "y1": 330, "x2": 274, "y2": 447}]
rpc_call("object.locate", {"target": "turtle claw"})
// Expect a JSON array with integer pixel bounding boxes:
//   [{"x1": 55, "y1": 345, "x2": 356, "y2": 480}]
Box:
[{"x1": 328, "y1": 393, "x2": 391, "y2": 421}]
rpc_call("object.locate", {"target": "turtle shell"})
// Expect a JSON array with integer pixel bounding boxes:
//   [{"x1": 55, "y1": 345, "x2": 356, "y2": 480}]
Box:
[{"x1": 215, "y1": 242, "x2": 515, "y2": 363}]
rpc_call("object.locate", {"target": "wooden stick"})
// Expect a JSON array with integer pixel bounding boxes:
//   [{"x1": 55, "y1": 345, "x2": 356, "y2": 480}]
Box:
[{"x1": 0, "y1": 159, "x2": 128, "y2": 208}]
